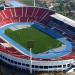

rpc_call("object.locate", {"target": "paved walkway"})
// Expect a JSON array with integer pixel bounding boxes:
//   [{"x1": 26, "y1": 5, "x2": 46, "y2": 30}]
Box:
[{"x1": 67, "y1": 72, "x2": 75, "y2": 75}]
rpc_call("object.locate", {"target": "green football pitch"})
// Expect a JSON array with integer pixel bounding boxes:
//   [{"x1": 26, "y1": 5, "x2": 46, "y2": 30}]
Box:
[{"x1": 5, "y1": 26, "x2": 62, "y2": 54}]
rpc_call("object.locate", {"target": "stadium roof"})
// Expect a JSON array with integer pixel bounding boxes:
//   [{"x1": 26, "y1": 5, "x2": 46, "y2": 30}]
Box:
[{"x1": 51, "y1": 13, "x2": 75, "y2": 28}]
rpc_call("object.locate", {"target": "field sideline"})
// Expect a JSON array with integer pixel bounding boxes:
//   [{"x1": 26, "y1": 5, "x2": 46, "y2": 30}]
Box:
[{"x1": 5, "y1": 26, "x2": 62, "y2": 54}]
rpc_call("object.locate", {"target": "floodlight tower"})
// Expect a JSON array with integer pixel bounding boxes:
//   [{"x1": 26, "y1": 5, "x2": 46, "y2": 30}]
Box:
[
  {"x1": 27, "y1": 40, "x2": 34, "y2": 74},
  {"x1": 30, "y1": 47, "x2": 32, "y2": 74},
  {"x1": 34, "y1": 0, "x2": 35, "y2": 7}
]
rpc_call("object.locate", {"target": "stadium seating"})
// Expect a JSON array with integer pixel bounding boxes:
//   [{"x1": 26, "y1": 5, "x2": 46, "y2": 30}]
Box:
[
  {"x1": 26, "y1": 7, "x2": 34, "y2": 17},
  {"x1": 0, "y1": 7, "x2": 54, "y2": 24},
  {"x1": 2, "y1": 9, "x2": 11, "y2": 19},
  {"x1": 15, "y1": 7, "x2": 23, "y2": 17},
  {"x1": 0, "y1": 7, "x2": 75, "y2": 61}
]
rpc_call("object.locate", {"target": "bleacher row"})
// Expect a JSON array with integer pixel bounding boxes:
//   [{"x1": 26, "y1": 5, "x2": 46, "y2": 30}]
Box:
[
  {"x1": 46, "y1": 18, "x2": 75, "y2": 40},
  {"x1": 0, "y1": 7, "x2": 75, "y2": 61},
  {"x1": 0, "y1": 7, "x2": 54, "y2": 27}
]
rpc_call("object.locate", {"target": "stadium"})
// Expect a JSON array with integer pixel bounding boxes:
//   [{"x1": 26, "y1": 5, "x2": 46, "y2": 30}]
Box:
[{"x1": 0, "y1": 0, "x2": 75, "y2": 74}]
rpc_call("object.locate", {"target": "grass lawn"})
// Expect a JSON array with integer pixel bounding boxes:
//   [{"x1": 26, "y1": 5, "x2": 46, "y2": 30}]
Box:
[
  {"x1": 19, "y1": 0, "x2": 34, "y2": 6},
  {"x1": 5, "y1": 26, "x2": 62, "y2": 54}
]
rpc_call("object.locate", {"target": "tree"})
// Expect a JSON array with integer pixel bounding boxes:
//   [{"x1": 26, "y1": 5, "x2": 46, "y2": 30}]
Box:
[{"x1": 27, "y1": 40, "x2": 35, "y2": 74}]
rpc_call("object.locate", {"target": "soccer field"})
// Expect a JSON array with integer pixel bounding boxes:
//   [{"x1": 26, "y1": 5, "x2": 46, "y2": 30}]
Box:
[{"x1": 5, "y1": 26, "x2": 62, "y2": 54}]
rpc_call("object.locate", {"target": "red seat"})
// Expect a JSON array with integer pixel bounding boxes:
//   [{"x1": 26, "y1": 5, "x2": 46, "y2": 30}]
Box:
[
  {"x1": 15, "y1": 7, "x2": 22, "y2": 17},
  {"x1": 26, "y1": 7, "x2": 34, "y2": 17}
]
